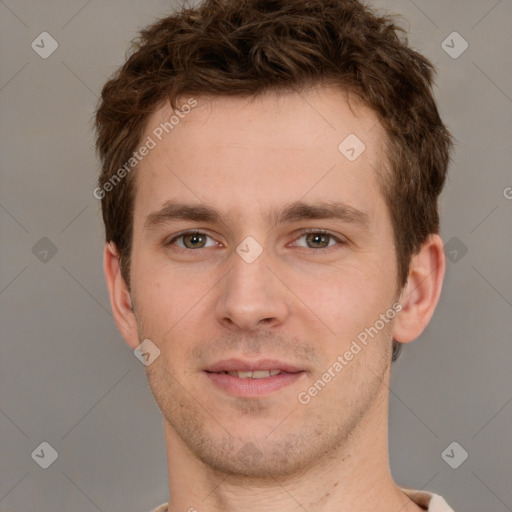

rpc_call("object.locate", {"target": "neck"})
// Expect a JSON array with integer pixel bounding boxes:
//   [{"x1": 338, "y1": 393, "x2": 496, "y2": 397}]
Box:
[{"x1": 162, "y1": 374, "x2": 423, "y2": 512}]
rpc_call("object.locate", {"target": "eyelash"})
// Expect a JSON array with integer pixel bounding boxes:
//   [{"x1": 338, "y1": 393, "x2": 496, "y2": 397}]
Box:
[{"x1": 164, "y1": 229, "x2": 346, "y2": 251}]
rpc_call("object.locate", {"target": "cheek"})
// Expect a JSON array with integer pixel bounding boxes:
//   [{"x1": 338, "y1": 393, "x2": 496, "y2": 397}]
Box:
[
  {"x1": 132, "y1": 243, "x2": 211, "y2": 307},
  {"x1": 287, "y1": 258, "x2": 390, "y2": 332},
  {"x1": 130, "y1": 260, "x2": 199, "y2": 341},
  {"x1": 133, "y1": 273, "x2": 202, "y2": 374}
]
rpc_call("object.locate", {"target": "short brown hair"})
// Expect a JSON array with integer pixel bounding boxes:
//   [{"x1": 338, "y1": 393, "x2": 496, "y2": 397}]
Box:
[{"x1": 95, "y1": 0, "x2": 453, "y2": 360}]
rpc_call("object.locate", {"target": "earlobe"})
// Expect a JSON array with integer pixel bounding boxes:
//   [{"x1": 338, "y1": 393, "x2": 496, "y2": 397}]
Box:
[
  {"x1": 103, "y1": 243, "x2": 140, "y2": 349},
  {"x1": 392, "y1": 234, "x2": 446, "y2": 344}
]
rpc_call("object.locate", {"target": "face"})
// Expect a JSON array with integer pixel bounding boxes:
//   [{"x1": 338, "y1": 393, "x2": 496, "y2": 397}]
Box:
[{"x1": 128, "y1": 86, "x2": 401, "y2": 477}]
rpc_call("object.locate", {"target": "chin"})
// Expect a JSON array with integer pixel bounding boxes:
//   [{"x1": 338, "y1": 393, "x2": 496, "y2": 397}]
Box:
[{"x1": 194, "y1": 439, "x2": 311, "y2": 479}]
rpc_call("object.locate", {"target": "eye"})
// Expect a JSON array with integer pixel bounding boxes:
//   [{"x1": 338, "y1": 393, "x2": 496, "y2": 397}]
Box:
[
  {"x1": 292, "y1": 229, "x2": 345, "y2": 249},
  {"x1": 164, "y1": 229, "x2": 346, "y2": 251},
  {"x1": 166, "y1": 231, "x2": 218, "y2": 250}
]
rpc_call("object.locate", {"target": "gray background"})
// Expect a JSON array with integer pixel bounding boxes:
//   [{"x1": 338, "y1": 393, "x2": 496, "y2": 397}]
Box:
[{"x1": 1, "y1": 0, "x2": 511, "y2": 511}]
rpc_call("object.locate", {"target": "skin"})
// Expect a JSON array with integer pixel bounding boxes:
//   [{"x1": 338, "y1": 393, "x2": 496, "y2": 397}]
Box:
[{"x1": 104, "y1": 84, "x2": 445, "y2": 512}]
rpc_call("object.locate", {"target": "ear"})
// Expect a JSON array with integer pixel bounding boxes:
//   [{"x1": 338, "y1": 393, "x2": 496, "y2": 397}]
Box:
[
  {"x1": 103, "y1": 242, "x2": 140, "y2": 349},
  {"x1": 392, "y1": 234, "x2": 446, "y2": 344}
]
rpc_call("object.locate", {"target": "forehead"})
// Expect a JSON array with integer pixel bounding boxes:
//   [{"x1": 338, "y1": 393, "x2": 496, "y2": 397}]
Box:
[{"x1": 133, "y1": 85, "x2": 388, "y2": 227}]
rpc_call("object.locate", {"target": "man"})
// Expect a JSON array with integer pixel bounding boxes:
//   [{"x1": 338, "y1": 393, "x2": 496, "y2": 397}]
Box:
[{"x1": 95, "y1": 0, "x2": 454, "y2": 510}]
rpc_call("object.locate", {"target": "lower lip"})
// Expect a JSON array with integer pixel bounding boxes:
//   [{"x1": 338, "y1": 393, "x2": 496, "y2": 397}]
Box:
[{"x1": 204, "y1": 371, "x2": 305, "y2": 397}]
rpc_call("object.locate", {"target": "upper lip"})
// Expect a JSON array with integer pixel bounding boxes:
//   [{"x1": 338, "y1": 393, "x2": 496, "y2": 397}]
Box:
[{"x1": 205, "y1": 358, "x2": 304, "y2": 373}]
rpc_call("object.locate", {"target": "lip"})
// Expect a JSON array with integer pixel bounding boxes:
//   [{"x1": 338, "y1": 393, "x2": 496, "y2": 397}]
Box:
[
  {"x1": 205, "y1": 358, "x2": 304, "y2": 373},
  {"x1": 204, "y1": 358, "x2": 306, "y2": 398}
]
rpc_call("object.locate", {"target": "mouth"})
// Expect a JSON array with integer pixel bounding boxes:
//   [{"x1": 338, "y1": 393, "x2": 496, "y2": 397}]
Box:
[
  {"x1": 215, "y1": 369, "x2": 284, "y2": 378},
  {"x1": 203, "y1": 358, "x2": 306, "y2": 397}
]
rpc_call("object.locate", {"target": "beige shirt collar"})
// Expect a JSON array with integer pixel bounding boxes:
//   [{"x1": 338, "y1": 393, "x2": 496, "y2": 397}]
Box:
[
  {"x1": 401, "y1": 488, "x2": 455, "y2": 511},
  {"x1": 150, "y1": 488, "x2": 455, "y2": 512}
]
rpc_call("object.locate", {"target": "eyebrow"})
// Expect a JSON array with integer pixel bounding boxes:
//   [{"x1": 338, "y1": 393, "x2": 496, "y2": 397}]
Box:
[{"x1": 144, "y1": 200, "x2": 371, "y2": 232}]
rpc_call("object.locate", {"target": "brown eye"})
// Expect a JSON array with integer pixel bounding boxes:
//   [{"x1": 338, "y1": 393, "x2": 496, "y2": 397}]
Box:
[
  {"x1": 293, "y1": 230, "x2": 343, "y2": 249},
  {"x1": 182, "y1": 232, "x2": 207, "y2": 249},
  {"x1": 304, "y1": 233, "x2": 331, "y2": 248},
  {"x1": 167, "y1": 231, "x2": 217, "y2": 249}
]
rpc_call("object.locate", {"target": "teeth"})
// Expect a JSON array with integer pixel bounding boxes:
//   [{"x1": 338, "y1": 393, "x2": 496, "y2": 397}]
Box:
[
  {"x1": 252, "y1": 370, "x2": 270, "y2": 379},
  {"x1": 225, "y1": 370, "x2": 282, "y2": 379}
]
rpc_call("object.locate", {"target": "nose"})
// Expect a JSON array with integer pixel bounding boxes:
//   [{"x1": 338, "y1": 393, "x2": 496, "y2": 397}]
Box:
[{"x1": 214, "y1": 247, "x2": 291, "y2": 332}]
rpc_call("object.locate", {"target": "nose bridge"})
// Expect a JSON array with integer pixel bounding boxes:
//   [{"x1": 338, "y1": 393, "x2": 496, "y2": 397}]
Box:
[{"x1": 215, "y1": 239, "x2": 290, "y2": 330}]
